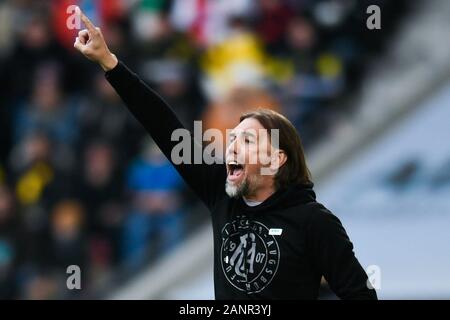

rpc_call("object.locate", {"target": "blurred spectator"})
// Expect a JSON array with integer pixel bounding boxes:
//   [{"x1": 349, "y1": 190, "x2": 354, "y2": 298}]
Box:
[
  {"x1": 16, "y1": 199, "x2": 87, "y2": 300},
  {"x1": 170, "y1": 0, "x2": 254, "y2": 48},
  {"x1": 0, "y1": 0, "x2": 15, "y2": 58},
  {"x1": 280, "y1": 14, "x2": 345, "y2": 144},
  {"x1": 200, "y1": 16, "x2": 291, "y2": 100},
  {"x1": 12, "y1": 62, "x2": 79, "y2": 146},
  {"x1": 0, "y1": 8, "x2": 74, "y2": 100},
  {"x1": 132, "y1": 0, "x2": 172, "y2": 44},
  {"x1": 9, "y1": 132, "x2": 59, "y2": 207},
  {"x1": 47, "y1": 199, "x2": 87, "y2": 272},
  {"x1": 77, "y1": 140, "x2": 124, "y2": 269},
  {"x1": 78, "y1": 72, "x2": 144, "y2": 158},
  {"x1": 19, "y1": 271, "x2": 59, "y2": 300},
  {"x1": 255, "y1": 0, "x2": 294, "y2": 53},
  {"x1": 8, "y1": 131, "x2": 76, "y2": 276},
  {"x1": 132, "y1": 11, "x2": 203, "y2": 128},
  {"x1": 0, "y1": 184, "x2": 19, "y2": 298},
  {"x1": 122, "y1": 139, "x2": 185, "y2": 271},
  {"x1": 285, "y1": 15, "x2": 344, "y2": 99}
]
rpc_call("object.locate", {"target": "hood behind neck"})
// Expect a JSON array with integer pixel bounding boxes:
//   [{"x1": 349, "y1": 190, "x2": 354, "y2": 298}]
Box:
[{"x1": 238, "y1": 181, "x2": 316, "y2": 213}]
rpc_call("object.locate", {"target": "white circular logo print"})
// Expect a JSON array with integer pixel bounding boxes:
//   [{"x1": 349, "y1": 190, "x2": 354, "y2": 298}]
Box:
[{"x1": 220, "y1": 218, "x2": 280, "y2": 294}]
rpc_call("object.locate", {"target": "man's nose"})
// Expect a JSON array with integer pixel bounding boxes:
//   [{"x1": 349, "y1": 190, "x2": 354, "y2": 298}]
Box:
[{"x1": 227, "y1": 139, "x2": 239, "y2": 156}]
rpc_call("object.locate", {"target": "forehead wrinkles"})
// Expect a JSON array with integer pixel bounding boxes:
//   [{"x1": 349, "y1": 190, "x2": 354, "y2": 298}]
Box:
[{"x1": 229, "y1": 128, "x2": 267, "y2": 138}]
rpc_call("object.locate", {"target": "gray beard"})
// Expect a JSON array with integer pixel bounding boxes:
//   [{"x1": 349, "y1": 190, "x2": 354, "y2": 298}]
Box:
[
  {"x1": 225, "y1": 175, "x2": 259, "y2": 198},
  {"x1": 225, "y1": 179, "x2": 249, "y2": 198}
]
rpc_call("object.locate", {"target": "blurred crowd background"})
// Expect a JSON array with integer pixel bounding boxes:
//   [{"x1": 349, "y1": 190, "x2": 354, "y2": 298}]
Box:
[{"x1": 0, "y1": 0, "x2": 411, "y2": 299}]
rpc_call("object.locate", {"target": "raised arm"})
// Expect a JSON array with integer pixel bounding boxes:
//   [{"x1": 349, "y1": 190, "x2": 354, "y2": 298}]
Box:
[{"x1": 73, "y1": 7, "x2": 226, "y2": 210}]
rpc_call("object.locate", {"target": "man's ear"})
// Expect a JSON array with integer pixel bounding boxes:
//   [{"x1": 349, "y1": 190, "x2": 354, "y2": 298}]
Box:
[{"x1": 269, "y1": 150, "x2": 287, "y2": 172}]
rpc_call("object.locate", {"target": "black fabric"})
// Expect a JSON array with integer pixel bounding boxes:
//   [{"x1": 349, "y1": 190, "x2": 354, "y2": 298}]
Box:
[{"x1": 105, "y1": 61, "x2": 377, "y2": 300}]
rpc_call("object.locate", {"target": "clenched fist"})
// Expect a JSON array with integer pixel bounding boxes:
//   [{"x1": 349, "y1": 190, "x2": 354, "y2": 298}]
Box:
[{"x1": 73, "y1": 6, "x2": 118, "y2": 71}]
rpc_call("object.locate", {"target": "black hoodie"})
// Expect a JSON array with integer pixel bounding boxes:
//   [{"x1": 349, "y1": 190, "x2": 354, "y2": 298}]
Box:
[{"x1": 105, "y1": 61, "x2": 378, "y2": 300}]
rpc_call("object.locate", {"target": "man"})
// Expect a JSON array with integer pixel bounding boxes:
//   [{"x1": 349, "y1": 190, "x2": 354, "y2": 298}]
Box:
[{"x1": 73, "y1": 7, "x2": 377, "y2": 299}]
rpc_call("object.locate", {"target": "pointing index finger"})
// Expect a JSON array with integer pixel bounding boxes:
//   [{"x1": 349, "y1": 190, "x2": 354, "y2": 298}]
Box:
[{"x1": 76, "y1": 6, "x2": 96, "y2": 33}]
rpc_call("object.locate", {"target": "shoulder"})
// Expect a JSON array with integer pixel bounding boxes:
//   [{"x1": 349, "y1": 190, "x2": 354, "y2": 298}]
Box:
[{"x1": 303, "y1": 202, "x2": 344, "y2": 233}]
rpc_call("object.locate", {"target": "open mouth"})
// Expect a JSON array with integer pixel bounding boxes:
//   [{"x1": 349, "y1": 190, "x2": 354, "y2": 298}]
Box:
[{"x1": 227, "y1": 160, "x2": 245, "y2": 183}]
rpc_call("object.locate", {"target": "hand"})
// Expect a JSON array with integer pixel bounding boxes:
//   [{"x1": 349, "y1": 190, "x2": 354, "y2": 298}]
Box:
[{"x1": 73, "y1": 6, "x2": 118, "y2": 71}]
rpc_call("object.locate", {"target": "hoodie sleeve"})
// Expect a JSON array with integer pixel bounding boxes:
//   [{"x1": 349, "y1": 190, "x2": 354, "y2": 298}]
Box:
[
  {"x1": 306, "y1": 205, "x2": 378, "y2": 300},
  {"x1": 105, "y1": 61, "x2": 226, "y2": 211}
]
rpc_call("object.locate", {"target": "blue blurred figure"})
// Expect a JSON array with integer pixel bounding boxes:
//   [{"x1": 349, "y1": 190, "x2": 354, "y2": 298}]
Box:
[{"x1": 122, "y1": 138, "x2": 185, "y2": 270}]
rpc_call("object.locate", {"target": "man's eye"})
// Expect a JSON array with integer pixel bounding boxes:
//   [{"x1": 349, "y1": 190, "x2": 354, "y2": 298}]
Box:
[{"x1": 245, "y1": 138, "x2": 251, "y2": 144}]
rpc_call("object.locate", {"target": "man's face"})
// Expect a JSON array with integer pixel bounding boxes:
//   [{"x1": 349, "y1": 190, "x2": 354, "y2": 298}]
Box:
[{"x1": 225, "y1": 118, "x2": 275, "y2": 198}]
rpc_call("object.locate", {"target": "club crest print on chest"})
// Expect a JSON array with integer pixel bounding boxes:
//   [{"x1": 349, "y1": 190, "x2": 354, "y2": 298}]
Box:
[{"x1": 220, "y1": 217, "x2": 280, "y2": 293}]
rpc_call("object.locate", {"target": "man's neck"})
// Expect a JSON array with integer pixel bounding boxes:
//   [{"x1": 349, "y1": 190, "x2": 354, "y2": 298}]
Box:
[
  {"x1": 243, "y1": 185, "x2": 275, "y2": 203},
  {"x1": 242, "y1": 197, "x2": 263, "y2": 207}
]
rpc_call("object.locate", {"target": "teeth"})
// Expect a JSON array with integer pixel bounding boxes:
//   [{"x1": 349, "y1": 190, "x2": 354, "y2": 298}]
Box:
[{"x1": 228, "y1": 161, "x2": 238, "y2": 165}]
